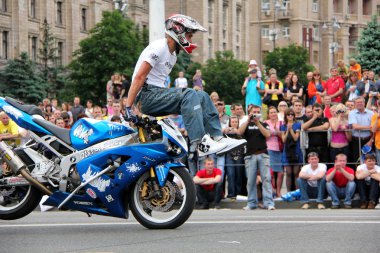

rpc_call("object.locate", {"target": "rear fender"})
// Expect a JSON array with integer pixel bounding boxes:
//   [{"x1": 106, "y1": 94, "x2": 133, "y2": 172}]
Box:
[{"x1": 154, "y1": 162, "x2": 186, "y2": 187}]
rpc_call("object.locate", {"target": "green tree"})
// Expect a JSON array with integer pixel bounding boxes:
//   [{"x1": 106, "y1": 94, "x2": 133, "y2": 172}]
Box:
[
  {"x1": 202, "y1": 51, "x2": 247, "y2": 104},
  {"x1": 67, "y1": 11, "x2": 144, "y2": 104},
  {"x1": 264, "y1": 44, "x2": 314, "y2": 85},
  {"x1": 0, "y1": 52, "x2": 48, "y2": 103},
  {"x1": 38, "y1": 18, "x2": 61, "y2": 97},
  {"x1": 356, "y1": 15, "x2": 380, "y2": 74}
]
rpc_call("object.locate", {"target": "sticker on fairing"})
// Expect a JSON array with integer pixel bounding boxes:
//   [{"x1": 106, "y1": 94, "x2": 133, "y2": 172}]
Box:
[
  {"x1": 126, "y1": 163, "x2": 141, "y2": 173},
  {"x1": 73, "y1": 124, "x2": 94, "y2": 144},
  {"x1": 82, "y1": 166, "x2": 110, "y2": 192}
]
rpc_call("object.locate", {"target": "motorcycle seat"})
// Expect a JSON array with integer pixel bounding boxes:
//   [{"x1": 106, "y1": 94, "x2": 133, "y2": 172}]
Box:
[
  {"x1": 33, "y1": 117, "x2": 71, "y2": 145},
  {"x1": 5, "y1": 97, "x2": 44, "y2": 117}
]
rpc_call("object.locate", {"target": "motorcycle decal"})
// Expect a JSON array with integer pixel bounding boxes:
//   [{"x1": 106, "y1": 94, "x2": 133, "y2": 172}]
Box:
[
  {"x1": 142, "y1": 156, "x2": 156, "y2": 162},
  {"x1": 82, "y1": 166, "x2": 110, "y2": 192},
  {"x1": 2, "y1": 105, "x2": 23, "y2": 120},
  {"x1": 105, "y1": 194, "x2": 114, "y2": 203},
  {"x1": 107, "y1": 123, "x2": 124, "y2": 136},
  {"x1": 73, "y1": 124, "x2": 94, "y2": 144},
  {"x1": 78, "y1": 139, "x2": 124, "y2": 160},
  {"x1": 73, "y1": 201, "x2": 93, "y2": 206},
  {"x1": 126, "y1": 163, "x2": 140, "y2": 173},
  {"x1": 86, "y1": 188, "x2": 97, "y2": 199}
]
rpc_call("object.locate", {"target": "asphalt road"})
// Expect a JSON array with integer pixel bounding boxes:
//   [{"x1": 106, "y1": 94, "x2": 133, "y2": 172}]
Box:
[{"x1": 1, "y1": 209, "x2": 379, "y2": 253}]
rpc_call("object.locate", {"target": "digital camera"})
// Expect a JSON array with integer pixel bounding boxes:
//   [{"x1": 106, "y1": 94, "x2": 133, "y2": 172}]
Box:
[{"x1": 250, "y1": 114, "x2": 262, "y2": 120}]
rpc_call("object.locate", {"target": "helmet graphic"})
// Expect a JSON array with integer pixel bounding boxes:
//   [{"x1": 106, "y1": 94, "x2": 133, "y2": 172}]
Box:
[{"x1": 165, "y1": 14, "x2": 207, "y2": 54}]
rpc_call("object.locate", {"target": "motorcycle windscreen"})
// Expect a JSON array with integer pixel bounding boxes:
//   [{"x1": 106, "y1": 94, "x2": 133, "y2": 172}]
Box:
[{"x1": 70, "y1": 118, "x2": 135, "y2": 150}]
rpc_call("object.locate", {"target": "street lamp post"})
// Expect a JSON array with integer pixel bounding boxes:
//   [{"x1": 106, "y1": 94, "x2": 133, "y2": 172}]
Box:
[
  {"x1": 323, "y1": 17, "x2": 341, "y2": 67},
  {"x1": 263, "y1": 1, "x2": 284, "y2": 51}
]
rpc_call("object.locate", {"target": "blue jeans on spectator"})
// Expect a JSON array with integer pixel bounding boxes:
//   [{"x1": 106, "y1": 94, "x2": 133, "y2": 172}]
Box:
[
  {"x1": 244, "y1": 153, "x2": 274, "y2": 208},
  {"x1": 297, "y1": 177, "x2": 326, "y2": 203},
  {"x1": 357, "y1": 179, "x2": 380, "y2": 203},
  {"x1": 225, "y1": 153, "x2": 244, "y2": 198},
  {"x1": 140, "y1": 85, "x2": 222, "y2": 141},
  {"x1": 326, "y1": 181, "x2": 356, "y2": 206}
]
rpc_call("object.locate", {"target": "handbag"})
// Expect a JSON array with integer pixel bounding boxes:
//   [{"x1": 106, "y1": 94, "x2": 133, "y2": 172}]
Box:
[
  {"x1": 277, "y1": 135, "x2": 284, "y2": 152},
  {"x1": 262, "y1": 94, "x2": 272, "y2": 105}
]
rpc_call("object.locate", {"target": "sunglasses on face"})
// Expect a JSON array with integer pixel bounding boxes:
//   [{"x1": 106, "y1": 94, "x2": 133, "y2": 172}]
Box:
[
  {"x1": 287, "y1": 113, "x2": 295, "y2": 116},
  {"x1": 314, "y1": 74, "x2": 320, "y2": 76}
]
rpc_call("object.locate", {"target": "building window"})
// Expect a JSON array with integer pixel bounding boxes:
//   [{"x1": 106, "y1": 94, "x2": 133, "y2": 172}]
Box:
[
  {"x1": 81, "y1": 8, "x2": 87, "y2": 31},
  {"x1": 282, "y1": 26, "x2": 290, "y2": 38},
  {"x1": 312, "y1": 0, "x2": 318, "y2": 12},
  {"x1": 261, "y1": 25, "x2": 270, "y2": 38},
  {"x1": 30, "y1": 0, "x2": 36, "y2": 18},
  {"x1": 56, "y1": 1, "x2": 63, "y2": 25},
  {"x1": 262, "y1": 0, "x2": 270, "y2": 10},
  {"x1": 223, "y1": 5, "x2": 228, "y2": 29},
  {"x1": 236, "y1": 46, "x2": 240, "y2": 59},
  {"x1": 208, "y1": 0, "x2": 214, "y2": 23},
  {"x1": 2, "y1": 31, "x2": 8, "y2": 59},
  {"x1": 377, "y1": 5, "x2": 380, "y2": 16},
  {"x1": 31, "y1": 36, "x2": 38, "y2": 61},
  {"x1": 57, "y1": 41, "x2": 63, "y2": 65},
  {"x1": 208, "y1": 38, "x2": 212, "y2": 58},
  {"x1": 313, "y1": 25, "x2": 320, "y2": 41},
  {"x1": 1, "y1": 0, "x2": 7, "y2": 12},
  {"x1": 236, "y1": 8, "x2": 241, "y2": 31},
  {"x1": 223, "y1": 42, "x2": 227, "y2": 51}
]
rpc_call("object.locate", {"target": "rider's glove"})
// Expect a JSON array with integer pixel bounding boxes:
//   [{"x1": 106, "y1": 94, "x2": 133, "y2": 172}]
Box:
[{"x1": 125, "y1": 107, "x2": 138, "y2": 123}]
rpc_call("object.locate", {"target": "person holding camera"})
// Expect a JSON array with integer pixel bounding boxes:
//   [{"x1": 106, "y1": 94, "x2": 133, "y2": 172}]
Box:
[
  {"x1": 237, "y1": 105, "x2": 275, "y2": 210},
  {"x1": 329, "y1": 104, "x2": 351, "y2": 161},
  {"x1": 302, "y1": 103, "x2": 330, "y2": 163}
]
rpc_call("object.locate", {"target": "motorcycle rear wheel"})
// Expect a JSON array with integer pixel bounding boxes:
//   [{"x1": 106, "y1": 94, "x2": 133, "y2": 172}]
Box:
[
  {"x1": 0, "y1": 184, "x2": 42, "y2": 220},
  {"x1": 129, "y1": 167, "x2": 195, "y2": 229}
]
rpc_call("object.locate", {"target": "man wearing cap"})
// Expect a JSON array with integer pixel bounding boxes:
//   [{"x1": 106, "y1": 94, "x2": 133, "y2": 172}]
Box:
[{"x1": 241, "y1": 68, "x2": 265, "y2": 112}]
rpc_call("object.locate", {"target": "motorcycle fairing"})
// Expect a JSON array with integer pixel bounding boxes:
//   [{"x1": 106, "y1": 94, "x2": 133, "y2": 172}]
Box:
[
  {"x1": 70, "y1": 118, "x2": 135, "y2": 150},
  {"x1": 0, "y1": 98, "x2": 51, "y2": 135},
  {"x1": 44, "y1": 142, "x2": 182, "y2": 218}
]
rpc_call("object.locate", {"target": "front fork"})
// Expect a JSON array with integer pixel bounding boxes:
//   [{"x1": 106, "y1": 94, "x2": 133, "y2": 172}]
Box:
[{"x1": 150, "y1": 167, "x2": 163, "y2": 199}]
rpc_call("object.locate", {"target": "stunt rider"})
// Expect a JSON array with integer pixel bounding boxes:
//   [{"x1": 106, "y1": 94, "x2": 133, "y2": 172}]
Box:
[{"x1": 125, "y1": 14, "x2": 246, "y2": 156}]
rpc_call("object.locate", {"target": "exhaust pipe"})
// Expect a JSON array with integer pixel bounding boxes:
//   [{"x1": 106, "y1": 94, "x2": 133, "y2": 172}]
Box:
[{"x1": 0, "y1": 142, "x2": 52, "y2": 196}]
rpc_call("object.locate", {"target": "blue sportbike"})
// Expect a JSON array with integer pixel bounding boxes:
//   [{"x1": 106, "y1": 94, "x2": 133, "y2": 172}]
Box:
[{"x1": 0, "y1": 97, "x2": 195, "y2": 229}]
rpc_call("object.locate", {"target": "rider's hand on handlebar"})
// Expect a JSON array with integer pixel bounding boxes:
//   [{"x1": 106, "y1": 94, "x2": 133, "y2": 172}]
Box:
[{"x1": 125, "y1": 107, "x2": 138, "y2": 124}]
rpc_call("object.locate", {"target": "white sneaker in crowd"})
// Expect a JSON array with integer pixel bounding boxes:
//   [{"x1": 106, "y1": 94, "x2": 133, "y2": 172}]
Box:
[
  {"x1": 375, "y1": 202, "x2": 380, "y2": 209},
  {"x1": 215, "y1": 136, "x2": 247, "y2": 155},
  {"x1": 197, "y1": 134, "x2": 227, "y2": 157}
]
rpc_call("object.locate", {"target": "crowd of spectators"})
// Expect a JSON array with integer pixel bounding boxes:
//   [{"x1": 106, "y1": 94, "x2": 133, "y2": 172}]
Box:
[{"x1": 1, "y1": 61, "x2": 380, "y2": 211}]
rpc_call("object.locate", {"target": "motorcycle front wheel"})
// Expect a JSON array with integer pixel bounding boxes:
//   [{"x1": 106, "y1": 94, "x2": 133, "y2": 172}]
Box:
[{"x1": 129, "y1": 167, "x2": 195, "y2": 229}]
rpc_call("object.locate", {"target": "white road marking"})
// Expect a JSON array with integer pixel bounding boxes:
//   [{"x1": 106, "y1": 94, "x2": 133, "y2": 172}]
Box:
[
  {"x1": 1, "y1": 220, "x2": 380, "y2": 228},
  {"x1": 218, "y1": 241, "x2": 241, "y2": 244}
]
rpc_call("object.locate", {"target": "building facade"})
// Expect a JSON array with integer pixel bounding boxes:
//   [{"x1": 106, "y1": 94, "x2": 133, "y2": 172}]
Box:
[
  {"x1": 0, "y1": 0, "x2": 114, "y2": 66},
  {"x1": 250, "y1": 0, "x2": 379, "y2": 77},
  {"x1": 0, "y1": 0, "x2": 379, "y2": 76}
]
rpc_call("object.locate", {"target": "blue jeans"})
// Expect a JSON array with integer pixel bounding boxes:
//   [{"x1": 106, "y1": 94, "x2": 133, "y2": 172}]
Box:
[
  {"x1": 244, "y1": 153, "x2": 274, "y2": 208},
  {"x1": 225, "y1": 153, "x2": 244, "y2": 198},
  {"x1": 139, "y1": 86, "x2": 222, "y2": 141},
  {"x1": 326, "y1": 181, "x2": 356, "y2": 206},
  {"x1": 297, "y1": 177, "x2": 326, "y2": 203}
]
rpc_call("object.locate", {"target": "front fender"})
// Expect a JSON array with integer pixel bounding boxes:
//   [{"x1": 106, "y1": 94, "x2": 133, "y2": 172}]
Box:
[{"x1": 155, "y1": 162, "x2": 186, "y2": 187}]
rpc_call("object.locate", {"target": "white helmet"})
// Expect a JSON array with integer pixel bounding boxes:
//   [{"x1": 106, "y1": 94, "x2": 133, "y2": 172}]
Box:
[{"x1": 165, "y1": 14, "x2": 207, "y2": 54}]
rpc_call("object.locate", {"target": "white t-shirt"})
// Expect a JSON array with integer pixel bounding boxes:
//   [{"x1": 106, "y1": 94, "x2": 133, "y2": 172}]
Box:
[
  {"x1": 356, "y1": 164, "x2": 380, "y2": 181},
  {"x1": 300, "y1": 163, "x2": 327, "y2": 187},
  {"x1": 175, "y1": 77, "x2": 188, "y2": 88},
  {"x1": 132, "y1": 38, "x2": 177, "y2": 88}
]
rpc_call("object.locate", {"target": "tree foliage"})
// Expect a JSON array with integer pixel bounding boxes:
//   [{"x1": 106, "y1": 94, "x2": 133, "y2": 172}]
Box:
[
  {"x1": 202, "y1": 51, "x2": 247, "y2": 104},
  {"x1": 0, "y1": 52, "x2": 48, "y2": 103},
  {"x1": 38, "y1": 18, "x2": 63, "y2": 97},
  {"x1": 356, "y1": 15, "x2": 380, "y2": 74},
  {"x1": 264, "y1": 44, "x2": 314, "y2": 85},
  {"x1": 67, "y1": 11, "x2": 145, "y2": 104}
]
